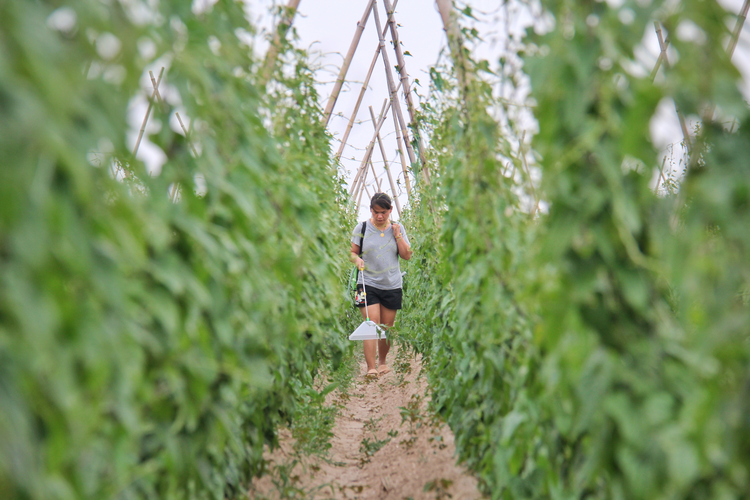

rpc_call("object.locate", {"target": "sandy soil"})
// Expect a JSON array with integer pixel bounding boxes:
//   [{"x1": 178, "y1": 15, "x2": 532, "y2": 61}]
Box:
[{"x1": 249, "y1": 345, "x2": 483, "y2": 500}]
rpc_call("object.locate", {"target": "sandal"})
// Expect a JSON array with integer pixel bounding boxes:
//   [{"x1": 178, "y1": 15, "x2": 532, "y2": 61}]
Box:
[
  {"x1": 365, "y1": 369, "x2": 379, "y2": 378},
  {"x1": 377, "y1": 365, "x2": 390, "y2": 376}
]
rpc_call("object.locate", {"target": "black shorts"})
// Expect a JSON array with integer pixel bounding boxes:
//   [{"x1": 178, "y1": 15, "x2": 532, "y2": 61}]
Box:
[{"x1": 355, "y1": 284, "x2": 402, "y2": 310}]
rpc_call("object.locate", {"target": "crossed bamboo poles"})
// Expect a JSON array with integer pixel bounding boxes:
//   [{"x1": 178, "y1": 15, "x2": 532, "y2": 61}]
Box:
[
  {"x1": 648, "y1": 0, "x2": 749, "y2": 193},
  {"x1": 125, "y1": 0, "x2": 422, "y2": 213},
  {"x1": 127, "y1": 66, "x2": 195, "y2": 202},
  {"x1": 323, "y1": 0, "x2": 431, "y2": 215},
  {"x1": 126, "y1": 0, "x2": 748, "y2": 209}
]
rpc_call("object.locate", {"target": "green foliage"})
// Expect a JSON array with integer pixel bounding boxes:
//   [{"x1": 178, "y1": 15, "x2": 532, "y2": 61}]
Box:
[
  {"x1": 0, "y1": 2, "x2": 352, "y2": 499},
  {"x1": 403, "y1": 1, "x2": 750, "y2": 499},
  {"x1": 401, "y1": 23, "x2": 538, "y2": 497}
]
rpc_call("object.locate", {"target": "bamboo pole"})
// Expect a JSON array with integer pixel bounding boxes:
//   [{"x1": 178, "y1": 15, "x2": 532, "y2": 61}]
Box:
[
  {"x1": 518, "y1": 131, "x2": 539, "y2": 217},
  {"x1": 349, "y1": 97, "x2": 390, "y2": 194},
  {"x1": 323, "y1": 0, "x2": 376, "y2": 127},
  {"x1": 654, "y1": 22, "x2": 692, "y2": 153},
  {"x1": 351, "y1": 141, "x2": 373, "y2": 201},
  {"x1": 353, "y1": 153, "x2": 373, "y2": 202},
  {"x1": 350, "y1": 98, "x2": 394, "y2": 210},
  {"x1": 649, "y1": 37, "x2": 670, "y2": 82},
  {"x1": 382, "y1": 0, "x2": 429, "y2": 182},
  {"x1": 352, "y1": 148, "x2": 375, "y2": 203},
  {"x1": 146, "y1": 69, "x2": 192, "y2": 202},
  {"x1": 390, "y1": 95, "x2": 412, "y2": 193},
  {"x1": 356, "y1": 163, "x2": 369, "y2": 212},
  {"x1": 133, "y1": 67, "x2": 165, "y2": 157},
  {"x1": 334, "y1": 0, "x2": 400, "y2": 161},
  {"x1": 260, "y1": 0, "x2": 302, "y2": 86},
  {"x1": 351, "y1": 157, "x2": 365, "y2": 202},
  {"x1": 334, "y1": 44, "x2": 381, "y2": 161},
  {"x1": 148, "y1": 70, "x2": 167, "y2": 113},
  {"x1": 371, "y1": 3, "x2": 419, "y2": 175},
  {"x1": 368, "y1": 157, "x2": 383, "y2": 193},
  {"x1": 147, "y1": 70, "x2": 199, "y2": 158},
  {"x1": 352, "y1": 174, "x2": 362, "y2": 205},
  {"x1": 174, "y1": 112, "x2": 198, "y2": 157},
  {"x1": 369, "y1": 105, "x2": 402, "y2": 216},
  {"x1": 337, "y1": 69, "x2": 399, "y2": 162},
  {"x1": 350, "y1": 158, "x2": 366, "y2": 196},
  {"x1": 436, "y1": 0, "x2": 469, "y2": 92},
  {"x1": 654, "y1": 155, "x2": 668, "y2": 194},
  {"x1": 727, "y1": 0, "x2": 749, "y2": 59},
  {"x1": 168, "y1": 183, "x2": 180, "y2": 202}
]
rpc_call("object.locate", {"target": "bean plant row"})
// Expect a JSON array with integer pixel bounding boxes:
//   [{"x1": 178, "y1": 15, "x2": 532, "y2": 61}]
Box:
[
  {"x1": 401, "y1": 1, "x2": 750, "y2": 498},
  {"x1": 0, "y1": 2, "x2": 355, "y2": 499}
]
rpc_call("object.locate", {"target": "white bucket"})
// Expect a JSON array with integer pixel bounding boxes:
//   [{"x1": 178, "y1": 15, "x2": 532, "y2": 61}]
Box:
[{"x1": 348, "y1": 320, "x2": 386, "y2": 341}]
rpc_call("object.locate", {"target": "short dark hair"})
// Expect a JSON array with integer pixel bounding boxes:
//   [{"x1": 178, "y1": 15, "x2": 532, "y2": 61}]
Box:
[{"x1": 370, "y1": 192, "x2": 392, "y2": 210}]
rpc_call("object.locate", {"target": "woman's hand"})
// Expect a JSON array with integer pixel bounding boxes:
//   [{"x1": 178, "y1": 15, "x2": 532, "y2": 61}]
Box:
[
  {"x1": 392, "y1": 223, "x2": 412, "y2": 260},
  {"x1": 355, "y1": 257, "x2": 365, "y2": 270}
]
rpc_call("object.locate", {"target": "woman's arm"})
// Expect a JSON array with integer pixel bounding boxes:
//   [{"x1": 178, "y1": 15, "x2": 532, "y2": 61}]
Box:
[
  {"x1": 391, "y1": 224, "x2": 412, "y2": 260},
  {"x1": 350, "y1": 242, "x2": 365, "y2": 269}
]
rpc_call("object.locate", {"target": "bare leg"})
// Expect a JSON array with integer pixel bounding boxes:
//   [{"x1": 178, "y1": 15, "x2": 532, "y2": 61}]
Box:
[
  {"x1": 378, "y1": 306, "x2": 398, "y2": 372},
  {"x1": 360, "y1": 304, "x2": 381, "y2": 373}
]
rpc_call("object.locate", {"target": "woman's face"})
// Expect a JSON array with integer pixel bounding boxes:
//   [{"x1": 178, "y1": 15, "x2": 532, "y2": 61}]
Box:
[{"x1": 371, "y1": 204, "x2": 392, "y2": 224}]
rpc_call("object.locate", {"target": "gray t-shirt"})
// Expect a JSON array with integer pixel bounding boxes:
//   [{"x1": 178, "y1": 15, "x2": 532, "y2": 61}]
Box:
[{"x1": 351, "y1": 221, "x2": 411, "y2": 290}]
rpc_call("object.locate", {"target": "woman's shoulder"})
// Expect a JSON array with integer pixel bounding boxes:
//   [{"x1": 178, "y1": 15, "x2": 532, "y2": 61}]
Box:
[{"x1": 352, "y1": 220, "x2": 368, "y2": 233}]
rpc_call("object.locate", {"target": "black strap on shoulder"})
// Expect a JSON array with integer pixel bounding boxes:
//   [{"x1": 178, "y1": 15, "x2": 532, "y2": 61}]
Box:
[
  {"x1": 358, "y1": 221, "x2": 367, "y2": 256},
  {"x1": 356, "y1": 221, "x2": 367, "y2": 286}
]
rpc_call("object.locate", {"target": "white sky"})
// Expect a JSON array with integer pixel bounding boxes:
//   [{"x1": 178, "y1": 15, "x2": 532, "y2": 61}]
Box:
[
  {"x1": 246, "y1": 0, "x2": 750, "y2": 214},
  {"x1": 249, "y1": 0, "x2": 537, "y2": 220},
  {"x1": 250, "y1": 0, "x2": 447, "y2": 221},
  {"x1": 128, "y1": 1, "x2": 750, "y2": 215}
]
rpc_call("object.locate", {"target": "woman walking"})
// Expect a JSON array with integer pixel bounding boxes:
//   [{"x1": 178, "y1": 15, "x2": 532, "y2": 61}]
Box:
[{"x1": 350, "y1": 193, "x2": 412, "y2": 377}]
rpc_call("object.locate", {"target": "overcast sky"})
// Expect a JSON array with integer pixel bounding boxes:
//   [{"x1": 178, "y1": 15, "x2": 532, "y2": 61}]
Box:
[
  {"x1": 250, "y1": 0, "x2": 449, "y2": 221},
  {"x1": 245, "y1": 0, "x2": 750, "y2": 219},
  {"x1": 249, "y1": 0, "x2": 538, "y2": 220},
  {"x1": 130, "y1": 1, "x2": 750, "y2": 219}
]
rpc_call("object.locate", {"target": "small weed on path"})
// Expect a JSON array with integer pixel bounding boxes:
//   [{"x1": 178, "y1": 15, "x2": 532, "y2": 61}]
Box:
[
  {"x1": 424, "y1": 478, "x2": 455, "y2": 500},
  {"x1": 359, "y1": 416, "x2": 393, "y2": 466},
  {"x1": 250, "y1": 343, "x2": 483, "y2": 499}
]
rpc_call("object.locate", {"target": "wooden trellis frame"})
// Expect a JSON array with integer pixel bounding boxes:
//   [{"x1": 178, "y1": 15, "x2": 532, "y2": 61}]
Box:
[
  {"x1": 324, "y1": 0, "x2": 429, "y2": 212},
  {"x1": 323, "y1": 0, "x2": 376, "y2": 126},
  {"x1": 334, "y1": 0, "x2": 400, "y2": 161},
  {"x1": 349, "y1": 87, "x2": 399, "y2": 196},
  {"x1": 133, "y1": 67, "x2": 165, "y2": 159},
  {"x1": 369, "y1": 105, "x2": 402, "y2": 217},
  {"x1": 382, "y1": 0, "x2": 429, "y2": 184},
  {"x1": 123, "y1": 0, "x2": 749, "y2": 215},
  {"x1": 347, "y1": 80, "x2": 402, "y2": 207}
]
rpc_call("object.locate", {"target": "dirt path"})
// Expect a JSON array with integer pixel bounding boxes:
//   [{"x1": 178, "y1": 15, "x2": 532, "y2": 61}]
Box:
[{"x1": 250, "y1": 345, "x2": 483, "y2": 499}]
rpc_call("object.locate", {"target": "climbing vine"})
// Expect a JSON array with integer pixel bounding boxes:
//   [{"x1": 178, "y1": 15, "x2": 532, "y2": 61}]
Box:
[
  {"x1": 0, "y1": 1, "x2": 353, "y2": 499},
  {"x1": 3, "y1": 0, "x2": 749, "y2": 499},
  {"x1": 404, "y1": 0, "x2": 750, "y2": 498}
]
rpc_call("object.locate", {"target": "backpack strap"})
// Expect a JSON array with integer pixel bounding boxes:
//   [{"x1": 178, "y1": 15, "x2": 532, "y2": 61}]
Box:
[
  {"x1": 358, "y1": 221, "x2": 367, "y2": 256},
  {"x1": 356, "y1": 221, "x2": 367, "y2": 285}
]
